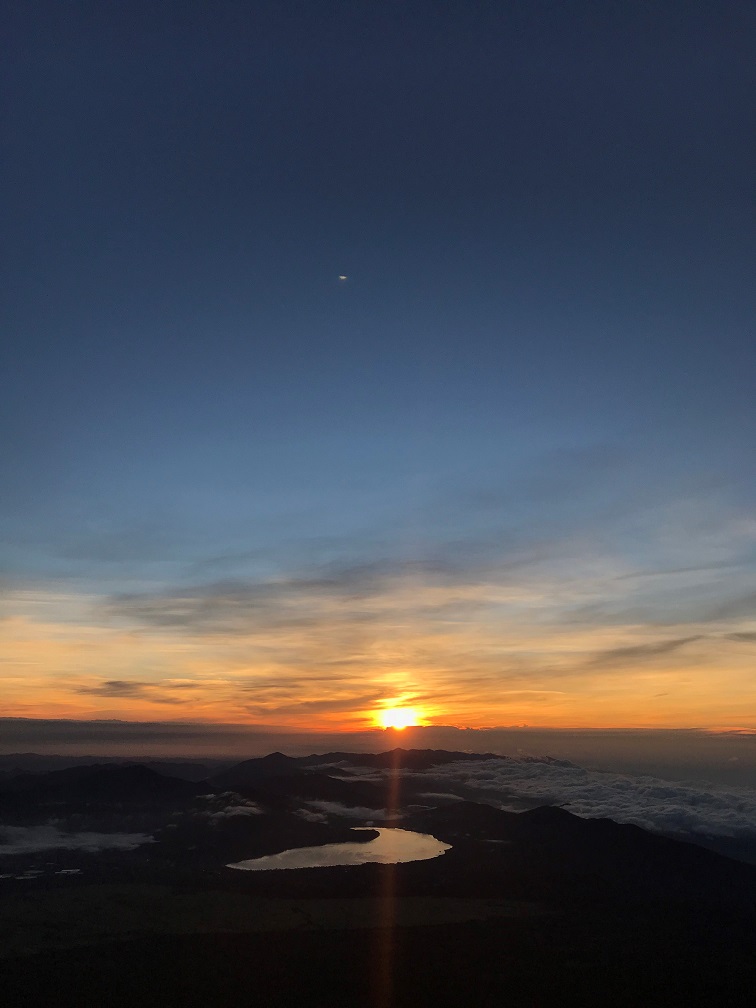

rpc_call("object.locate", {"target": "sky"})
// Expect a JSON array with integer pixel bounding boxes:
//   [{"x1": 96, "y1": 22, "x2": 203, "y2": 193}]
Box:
[{"x1": 2, "y1": 1, "x2": 755, "y2": 737}]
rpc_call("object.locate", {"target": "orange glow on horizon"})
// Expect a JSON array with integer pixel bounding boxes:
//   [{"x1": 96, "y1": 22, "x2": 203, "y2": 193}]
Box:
[{"x1": 2, "y1": 589, "x2": 756, "y2": 733}]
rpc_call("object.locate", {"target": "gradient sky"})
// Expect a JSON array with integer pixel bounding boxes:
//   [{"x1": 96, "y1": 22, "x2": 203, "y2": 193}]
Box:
[{"x1": 2, "y1": 1, "x2": 754, "y2": 732}]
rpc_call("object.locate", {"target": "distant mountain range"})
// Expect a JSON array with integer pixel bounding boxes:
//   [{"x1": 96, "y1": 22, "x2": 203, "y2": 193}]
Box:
[
  {"x1": 1, "y1": 747, "x2": 755, "y2": 880},
  {"x1": 3, "y1": 762, "x2": 752, "y2": 906},
  {"x1": 0, "y1": 762, "x2": 203, "y2": 811},
  {"x1": 209, "y1": 747, "x2": 505, "y2": 788},
  {"x1": 0, "y1": 753, "x2": 231, "y2": 781}
]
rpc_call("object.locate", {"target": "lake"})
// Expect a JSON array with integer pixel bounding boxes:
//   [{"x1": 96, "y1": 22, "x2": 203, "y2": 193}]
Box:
[{"x1": 227, "y1": 827, "x2": 451, "y2": 871}]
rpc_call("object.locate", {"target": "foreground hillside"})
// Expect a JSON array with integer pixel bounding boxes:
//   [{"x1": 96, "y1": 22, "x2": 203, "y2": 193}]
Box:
[
  {"x1": 2, "y1": 900, "x2": 755, "y2": 1007},
  {"x1": 1, "y1": 748, "x2": 755, "y2": 1006}
]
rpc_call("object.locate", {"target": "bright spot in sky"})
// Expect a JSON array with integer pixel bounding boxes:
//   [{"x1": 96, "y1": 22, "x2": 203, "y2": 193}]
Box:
[
  {"x1": 338, "y1": 274, "x2": 348, "y2": 281},
  {"x1": 376, "y1": 707, "x2": 424, "y2": 730}
]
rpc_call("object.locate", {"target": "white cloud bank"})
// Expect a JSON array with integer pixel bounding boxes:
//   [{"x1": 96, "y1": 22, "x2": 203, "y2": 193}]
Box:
[
  {"x1": 417, "y1": 758, "x2": 756, "y2": 839},
  {"x1": 195, "y1": 792, "x2": 264, "y2": 820},
  {"x1": 0, "y1": 825, "x2": 154, "y2": 854},
  {"x1": 193, "y1": 790, "x2": 264, "y2": 822},
  {"x1": 305, "y1": 800, "x2": 390, "y2": 820}
]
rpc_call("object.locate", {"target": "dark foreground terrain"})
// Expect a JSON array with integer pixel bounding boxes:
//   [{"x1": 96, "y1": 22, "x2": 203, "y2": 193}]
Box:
[
  {"x1": 3, "y1": 908, "x2": 755, "y2": 1008},
  {"x1": 1, "y1": 748, "x2": 755, "y2": 1006}
]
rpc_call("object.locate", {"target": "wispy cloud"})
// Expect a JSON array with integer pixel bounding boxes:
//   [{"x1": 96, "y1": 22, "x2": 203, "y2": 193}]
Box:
[
  {"x1": 2, "y1": 479, "x2": 754, "y2": 730},
  {"x1": 589, "y1": 636, "x2": 703, "y2": 667},
  {"x1": 614, "y1": 561, "x2": 741, "y2": 581},
  {"x1": 103, "y1": 560, "x2": 474, "y2": 636},
  {"x1": 76, "y1": 680, "x2": 189, "y2": 705},
  {"x1": 77, "y1": 680, "x2": 152, "y2": 698}
]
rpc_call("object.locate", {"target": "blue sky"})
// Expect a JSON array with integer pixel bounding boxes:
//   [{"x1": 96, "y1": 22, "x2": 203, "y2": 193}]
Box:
[{"x1": 2, "y1": 1, "x2": 754, "y2": 729}]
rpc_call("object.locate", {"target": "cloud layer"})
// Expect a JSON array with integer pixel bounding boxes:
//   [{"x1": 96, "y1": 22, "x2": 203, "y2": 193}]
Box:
[
  {"x1": 2, "y1": 535, "x2": 754, "y2": 730},
  {"x1": 397, "y1": 758, "x2": 756, "y2": 841},
  {"x1": 0, "y1": 825, "x2": 154, "y2": 854}
]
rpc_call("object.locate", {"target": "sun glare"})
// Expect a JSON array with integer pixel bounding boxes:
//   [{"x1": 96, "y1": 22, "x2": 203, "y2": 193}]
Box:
[{"x1": 376, "y1": 707, "x2": 423, "y2": 730}]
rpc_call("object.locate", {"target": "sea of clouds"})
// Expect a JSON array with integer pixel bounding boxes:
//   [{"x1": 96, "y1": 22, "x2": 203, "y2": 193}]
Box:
[
  {"x1": 424, "y1": 758, "x2": 756, "y2": 839},
  {"x1": 340, "y1": 756, "x2": 756, "y2": 841}
]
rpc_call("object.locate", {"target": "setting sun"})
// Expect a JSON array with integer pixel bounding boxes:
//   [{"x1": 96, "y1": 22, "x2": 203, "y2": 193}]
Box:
[{"x1": 376, "y1": 707, "x2": 424, "y2": 730}]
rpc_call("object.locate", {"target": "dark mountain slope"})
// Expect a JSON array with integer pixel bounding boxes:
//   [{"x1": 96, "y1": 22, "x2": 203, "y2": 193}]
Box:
[
  {"x1": 0, "y1": 763, "x2": 202, "y2": 812},
  {"x1": 405, "y1": 800, "x2": 756, "y2": 911},
  {"x1": 229, "y1": 770, "x2": 391, "y2": 808},
  {"x1": 209, "y1": 752, "x2": 300, "y2": 788}
]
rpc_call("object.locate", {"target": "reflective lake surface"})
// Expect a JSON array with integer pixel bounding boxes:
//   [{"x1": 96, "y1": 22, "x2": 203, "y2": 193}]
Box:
[{"x1": 228, "y1": 827, "x2": 451, "y2": 871}]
